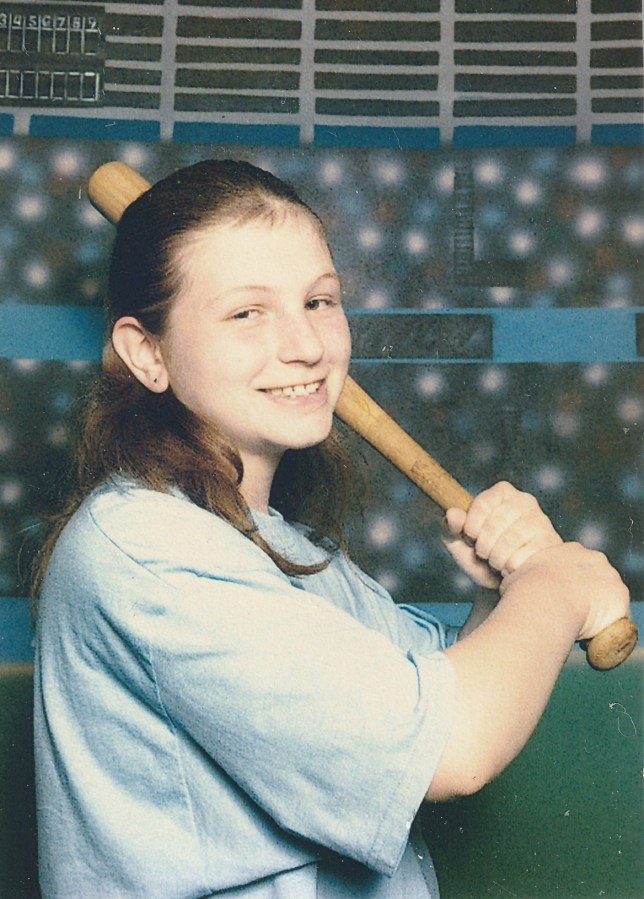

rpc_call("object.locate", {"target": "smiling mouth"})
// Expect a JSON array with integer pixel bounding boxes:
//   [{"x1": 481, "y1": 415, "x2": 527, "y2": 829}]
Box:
[{"x1": 264, "y1": 380, "x2": 323, "y2": 398}]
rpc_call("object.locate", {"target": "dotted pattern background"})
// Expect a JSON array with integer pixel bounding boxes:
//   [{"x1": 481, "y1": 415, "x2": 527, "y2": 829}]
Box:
[{"x1": 0, "y1": 137, "x2": 641, "y2": 600}]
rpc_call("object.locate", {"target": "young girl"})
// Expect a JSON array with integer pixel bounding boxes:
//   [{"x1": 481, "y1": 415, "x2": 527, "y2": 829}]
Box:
[{"x1": 33, "y1": 160, "x2": 629, "y2": 898}]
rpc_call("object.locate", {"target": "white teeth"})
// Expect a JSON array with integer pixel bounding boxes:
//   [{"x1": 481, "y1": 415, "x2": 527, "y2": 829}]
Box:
[{"x1": 268, "y1": 381, "x2": 321, "y2": 398}]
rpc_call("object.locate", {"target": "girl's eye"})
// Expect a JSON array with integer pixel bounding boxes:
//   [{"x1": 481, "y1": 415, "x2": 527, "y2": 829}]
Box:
[
  {"x1": 306, "y1": 296, "x2": 335, "y2": 311},
  {"x1": 231, "y1": 307, "x2": 262, "y2": 321}
]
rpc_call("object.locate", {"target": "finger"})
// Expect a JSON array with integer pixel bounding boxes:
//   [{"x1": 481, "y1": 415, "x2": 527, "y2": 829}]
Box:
[
  {"x1": 463, "y1": 481, "x2": 518, "y2": 544},
  {"x1": 441, "y1": 508, "x2": 467, "y2": 540},
  {"x1": 487, "y1": 517, "x2": 562, "y2": 574}
]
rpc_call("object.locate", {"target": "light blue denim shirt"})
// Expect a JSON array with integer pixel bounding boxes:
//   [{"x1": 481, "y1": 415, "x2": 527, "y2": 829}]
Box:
[{"x1": 34, "y1": 480, "x2": 457, "y2": 898}]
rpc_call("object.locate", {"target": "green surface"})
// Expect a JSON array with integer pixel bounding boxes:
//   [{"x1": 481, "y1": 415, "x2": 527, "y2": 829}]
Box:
[
  {"x1": 422, "y1": 651, "x2": 644, "y2": 898},
  {"x1": 1, "y1": 654, "x2": 642, "y2": 899}
]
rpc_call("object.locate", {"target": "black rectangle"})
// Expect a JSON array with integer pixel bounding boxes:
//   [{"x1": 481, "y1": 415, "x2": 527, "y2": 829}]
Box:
[
  {"x1": 457, "y1": 0, "x2": 576, "y2": 11},
  {"x1": 174, "y1": 92, "x2": 298, "y2": 113},
  {"x1": 592, "y1": 20, "x2": 643, "y2": 41},
  {"x1": 455, "y1": 73, "x2": 576, "y2": 93},
  {"x1": 180, "y1": 0, "x2": 301, "y2": 5},
  {"x1": 591, "y1": 47, "x2": 643, "y2": 68},
  {"x1": 455, "y1": 49, "x2": 576, "y2": 66},
  {"x1": 592, "y1": 95, "x2": 643, "y2": 113},
  {"x1": 105, "y1": 14, "x2": 162, "y2": 39},
  {"x1": 456, "y1": 21, "x2": 575, "y2": 42},
  {"x1": 177, "y1": 16, "x2": 300, "y2": 40},
  {"x1": 108, "y1": 42, "x2": 161, "y2": 62},
  {"x1": 316, "y1": 19, "x2": 440, "y2": 42},
  {"x1": 317, "y1": 0, "x2": 439, "y2": 9},
  {"x1": 591, "y1": 74, "x2": 643, "y2": 89},
  {"x1": 315, "y1": 72, "x2": 437, "y2": 91},
  {"x1": 316, "y1": 96, "x2": 439, "y2": 117},
  {"x1": 176, "y1": 45, "x2": 299, "y2": 64},
  {"x1": 176, "y1": 68, "x2": 299, "y2": 90},
  {"x1": 102, "y1": 88, "x2": 159, "y2": 108},
  {"x1": 454, "y1": 97, "x2": 576, "y2": 116},
  {"x1": 104, "y1": 66, "x2": 161, "y2": 86},
  {"x1": 592, "y1": 0, "x2": 642, "y2": 12},
  {"x1": 315, "y1": 48, "x2": 438, "y2": 66},
  {"x1": 636, "y1": 313, "x2": 643, "y2": 357},
  {"x1": 348, "y1": 314, "x2": 493, "y2": 361}
]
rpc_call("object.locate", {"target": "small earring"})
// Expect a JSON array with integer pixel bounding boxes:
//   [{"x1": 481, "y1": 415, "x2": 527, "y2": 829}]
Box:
[{"x1": 153, "y1": 377, "x2": 158, "y2": 383}]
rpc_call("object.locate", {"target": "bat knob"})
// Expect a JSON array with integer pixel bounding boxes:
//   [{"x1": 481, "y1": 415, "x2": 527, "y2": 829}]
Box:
[{"x1": 582, "y1": 617, "x2": 639, "y2": 671}]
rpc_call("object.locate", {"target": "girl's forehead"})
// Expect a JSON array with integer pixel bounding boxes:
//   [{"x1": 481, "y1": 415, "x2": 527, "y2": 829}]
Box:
[{"x1": 178, "y1": 208, "x2": 329, "y2": 262}]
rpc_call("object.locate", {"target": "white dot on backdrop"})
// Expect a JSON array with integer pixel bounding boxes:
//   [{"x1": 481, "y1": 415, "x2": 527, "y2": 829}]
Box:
[
  {"x1": 617, "y1": 395, "x2": 643, "y2": 423},
  {"x1": 621, "y1": 215, "x2": 644, "y2": 245},
  {"x1": 479, "y1": 367, "x2": 507, "y2": 393},
  {"x1": 52, "y1": 149, "x2": 83, "y2": 177},
  {"x1": 488, "y1": 286, "x2": 514, "y2": 305},
  {"x1": 575, "y1": 208, "x2": 603, "y2": 238},
  {"x1": 568, "y1": 158, "x2": 606, "y2": 187},
  {"x1": 515, "y1": 180, "x2": 542, "y2": 204},
  {"x1": 405, "y1": 230, "x2": 428, "y2": 254},
  {"x1": 577, "y1": 522, "x2": 607, "y2": 551},
  {"x1": 363, "y1": 289, "x2": 389, "y2": 309},
  {"x1": 420, "y1": 293, "x2": 446, "y2": 310},
  {"x1": 367, "y1": 515, "x2": 399, "y2": 548},
  {"x1": 0, "y1": 145, "x2": 15, "y2": 171},
  {"x1": 119, "y1": 144, "x2": 150, "y2": 169},
  {"x1": 535, "y1": 465, "x2": 565, "y2": 491},
  {"x1": 0, "y1": 424, "x2": 12, "y2": 453},
  {"x1": 375, "y1": 160, "x2": 404, "y2": 185},
  {"x1": 548, "y1": 259, "x2": 574, "y2": 285},
  {"x1": 24, "y1": 260, "x2": 50, "y2": 288},
  {"x1": 474, "y1": 159, "x2": 503, "y2": 186},
  {"x1": 358, "y1": 227, "x2": 383, "y2": 250},
  {"x1": 583, "y1": 364, "x2": 610, "y2": 386},
  {"x1": 376, "y1": 569, "x2": 399, "y2": 594},
  {"x1": 604, "y1": 295, "x2": 628, "y2": 308},
  {"x1": 0, "y1": 479, "x2": 23, "y2": 506},
  {"x1": 320, "y1": 159, "x2": 344, "y2": 185},
  {"x1": 416, "y1": 370, "x2": 445, "y2": 398},
  {"x1": 434, "y1": 166, "x2": 454, "y2": 192},
  {"x1": 11, "y1": 359, "x2": 41, "y2": 372},
  {"x1": 551, "y1": 410, "x2": 581, "y2": 437},
  {"x1": 47, "y1": 424, "x2": 69, "y2": 448},
  {"x1": 508, "y1": 230, "x2": 535, "y2": 256},
  {"x1": 16, "y1": 196, "x2": 46, "y2": 221},
  {"x1": 79, "y1": 204, "x2": 106, "y2": 228}
]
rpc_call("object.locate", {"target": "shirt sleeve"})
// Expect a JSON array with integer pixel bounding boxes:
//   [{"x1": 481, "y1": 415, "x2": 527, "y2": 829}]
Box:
[{"x1": 83, "y1": 488, "x2": 457, "y2": 876}]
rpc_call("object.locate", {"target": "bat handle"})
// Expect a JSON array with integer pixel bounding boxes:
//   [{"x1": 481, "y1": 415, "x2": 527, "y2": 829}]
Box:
[{"x1": 335, "y1": 375, "x2": 638, "y2": 670}]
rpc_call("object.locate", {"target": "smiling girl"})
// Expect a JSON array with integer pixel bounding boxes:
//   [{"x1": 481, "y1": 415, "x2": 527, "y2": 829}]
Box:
[{"x1": 33, "y1": 160, "x2": 629, "y2": 898}]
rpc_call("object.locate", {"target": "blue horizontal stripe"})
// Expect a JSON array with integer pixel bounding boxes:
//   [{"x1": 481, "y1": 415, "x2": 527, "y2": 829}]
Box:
[
  {"x1": 0, "y1": 305, "x2": 104, "y2": 360},
  {"x1": 453, "y1": 125, "x2": 577, "y2": 148},
  {"x1": 314, "y1": 125, "x2": 441, "y2": 150},
  {"x1": 29, "y1": 116, "x2": 160, "y2": 142},
  {"x1": 592, "y1": 123, "x2": 644, "y2": 146},
  {"x1": 173, "y1": 122, "x2": 300, "y2": 147},
  {"x1": 492, "y1": 308, "x2": 639, "y2": 363},
  {"x1": 0, "y1": 305, "x2": 640, "y2": 364}
]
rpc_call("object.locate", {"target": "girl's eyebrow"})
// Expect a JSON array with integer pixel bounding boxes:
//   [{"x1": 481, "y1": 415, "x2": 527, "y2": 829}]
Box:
[{"x1": 214, "y1": 271, "x2": 341, "y2": 303}]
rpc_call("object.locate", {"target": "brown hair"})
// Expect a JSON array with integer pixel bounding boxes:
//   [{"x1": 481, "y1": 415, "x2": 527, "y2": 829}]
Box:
[{"x1": 32, "y1": 160, "x2": 355, "y2": 598}]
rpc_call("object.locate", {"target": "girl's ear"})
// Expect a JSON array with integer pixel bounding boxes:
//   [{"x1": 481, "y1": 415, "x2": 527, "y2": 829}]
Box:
[{"x1": 111, "y1": 316, "x2": 169, "y2": 393}]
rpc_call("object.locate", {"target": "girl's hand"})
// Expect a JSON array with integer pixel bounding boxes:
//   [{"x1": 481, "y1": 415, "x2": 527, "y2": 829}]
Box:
[{"x1": 440, "y1": 481, "x2": 563, "y2": 588}]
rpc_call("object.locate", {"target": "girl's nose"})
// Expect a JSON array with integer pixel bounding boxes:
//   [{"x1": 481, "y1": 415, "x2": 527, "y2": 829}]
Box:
[{"x1": 276, "y1": 311, "x2": 324, "y2": 364}]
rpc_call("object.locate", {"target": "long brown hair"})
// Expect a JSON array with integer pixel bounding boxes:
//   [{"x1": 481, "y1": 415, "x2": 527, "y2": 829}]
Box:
[{"x1": 32, "y1": 160, "x2": 356, "y2": 598}]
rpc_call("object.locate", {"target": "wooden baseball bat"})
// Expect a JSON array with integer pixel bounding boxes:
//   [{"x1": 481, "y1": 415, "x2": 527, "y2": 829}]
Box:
[{"x1": 87, "y1": 162, "x2": 638, "y2": 671}]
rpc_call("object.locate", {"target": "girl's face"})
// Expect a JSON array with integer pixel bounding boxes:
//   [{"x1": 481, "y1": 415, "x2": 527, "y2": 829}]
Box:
[{"x1": 158, "y1": 210, "x2": 351, "y2": 478}]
